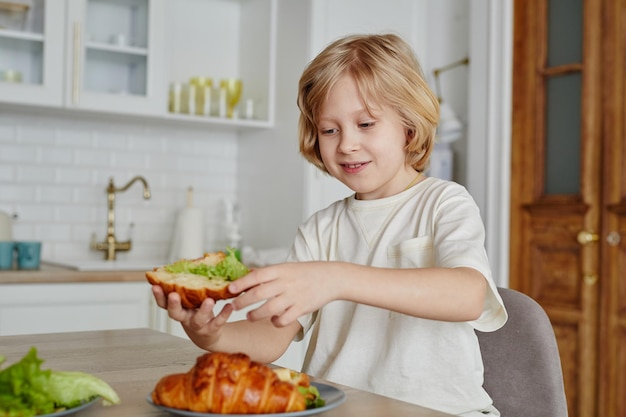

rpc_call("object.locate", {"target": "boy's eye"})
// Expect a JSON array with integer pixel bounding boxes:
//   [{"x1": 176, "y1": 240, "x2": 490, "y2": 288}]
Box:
[{"x1": 358, "y1": 121, "x2": 375, "y2": 128}]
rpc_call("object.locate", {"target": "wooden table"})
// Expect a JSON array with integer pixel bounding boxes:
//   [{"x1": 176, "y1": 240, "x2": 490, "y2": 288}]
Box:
[{"x1": 0, "y1": 328, "x2": 454, "y2": 416}]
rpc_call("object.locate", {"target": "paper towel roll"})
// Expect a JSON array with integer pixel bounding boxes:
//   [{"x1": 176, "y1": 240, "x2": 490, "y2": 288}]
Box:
[
  {"x1": 169, "y1": 207, "x2": 204, "y2": 262},
  {"x1": 0, "y1": 211, "x2": 12, "y2": 241}
]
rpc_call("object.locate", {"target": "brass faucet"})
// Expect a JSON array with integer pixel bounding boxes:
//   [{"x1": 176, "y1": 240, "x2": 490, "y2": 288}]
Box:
[{"x1": 92, "y1": 176, "x2": 151, "y2": 260}]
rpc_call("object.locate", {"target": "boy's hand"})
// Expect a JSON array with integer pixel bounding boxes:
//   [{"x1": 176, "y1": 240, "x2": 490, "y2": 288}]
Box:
[
  {"x1": 152, "y1": 285, "x2": 233, "y2": 347},
  {"x1": 228, "y1": 262, "x2": 338, "y2": 327}
]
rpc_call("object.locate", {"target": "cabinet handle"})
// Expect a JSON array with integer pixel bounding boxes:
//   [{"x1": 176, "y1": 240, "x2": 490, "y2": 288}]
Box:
[
  {"x1": 72, "y1": 22, "x2": 82, "y2": 105},
  {"x1": 577, "y1": 230, "x2": 599, "y2": 245}
]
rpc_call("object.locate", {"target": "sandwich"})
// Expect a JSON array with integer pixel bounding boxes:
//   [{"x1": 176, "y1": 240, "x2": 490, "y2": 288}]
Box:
[{"x1": 146, "y1": 248, "x2": 249, "y2": 309}]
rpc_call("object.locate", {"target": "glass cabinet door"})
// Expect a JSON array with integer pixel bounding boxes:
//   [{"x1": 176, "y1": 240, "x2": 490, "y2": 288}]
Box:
[
  {"x1": 65, "y1": 0, "x2": 165, "y2": 115},
  {"x1": 0, "y1": 0, "x2": 64, "y2": 106}
]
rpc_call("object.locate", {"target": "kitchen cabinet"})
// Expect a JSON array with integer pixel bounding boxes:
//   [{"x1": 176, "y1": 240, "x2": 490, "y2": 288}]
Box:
[
  {"x1": 0, "y1": 282, "x2": 153, "y2": 336},
  {"x1": 0, "y1": 0, "x2": 165, "y2": 115},
  {"x1": 0, "y1": 0, "x2": 277, "y2": 126},
  {"x1": 63, "y1": 0, "x2": 166, "y2": 115},
  {"x1": 0, "y1": 1, "x2": 64, "y2": 106}
]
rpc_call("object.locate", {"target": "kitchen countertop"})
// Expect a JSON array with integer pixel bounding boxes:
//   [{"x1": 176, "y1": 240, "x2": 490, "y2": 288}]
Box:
[
  {"x1": 0, "y1": 328, "x2": 455, "y2": 417},
  {"x1": 0, "y1": 263, "x2": 146, "y2": 284}
]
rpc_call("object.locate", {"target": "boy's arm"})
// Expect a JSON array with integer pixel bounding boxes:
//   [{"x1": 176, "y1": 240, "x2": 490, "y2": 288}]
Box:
[
  {"x1": 229, "y1": 262, "x2": 487, "y2": 327},
  {"x1": 188, "y1": 317, "x2": 301, "y2": 364}
]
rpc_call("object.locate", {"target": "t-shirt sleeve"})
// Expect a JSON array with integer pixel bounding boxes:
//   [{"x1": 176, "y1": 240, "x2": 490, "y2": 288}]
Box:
[{"x1": 433, "y1": 184, "x2": 507, "y2": 332}]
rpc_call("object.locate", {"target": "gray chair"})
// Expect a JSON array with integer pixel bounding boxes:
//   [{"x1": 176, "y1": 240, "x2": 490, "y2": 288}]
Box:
[{"x1": 476, "y1": 287, "x2": 568, "y2": 417}]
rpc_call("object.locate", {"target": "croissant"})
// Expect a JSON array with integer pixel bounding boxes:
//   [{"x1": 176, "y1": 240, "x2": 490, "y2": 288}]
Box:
[{"x1": 151, "y1": 352, "x2": 307, "y2": 414}]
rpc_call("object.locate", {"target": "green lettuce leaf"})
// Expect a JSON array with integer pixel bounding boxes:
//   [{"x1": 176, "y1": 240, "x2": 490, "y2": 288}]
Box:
[
  {"x1": 47, "y1": 371, "x2": 120, "y2": 408},
  {"x1": 298, "y1": 385, "x2": 325, "y2": 409},
  {"x1": 165, "y1": 247, "x2": 249, "y2": 281},
  {"x1": 0, "y1": 347, "x2": 55, "y2": 416},
  {"x1": 0, "y1": 347, "x2": 120, "y2": 417}
]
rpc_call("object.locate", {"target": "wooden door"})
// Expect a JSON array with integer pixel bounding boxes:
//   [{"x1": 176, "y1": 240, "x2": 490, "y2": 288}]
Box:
[
  {"x1": 600, "y1": 0, "x2": 626, "y2": 415},
  {"x1": 508, "y1": 0, "x2": 626, "y2": 416}
]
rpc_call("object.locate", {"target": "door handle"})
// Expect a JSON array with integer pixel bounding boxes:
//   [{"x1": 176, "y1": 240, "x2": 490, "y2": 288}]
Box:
[
  {"x1": 583, "y1": 273, "x2": 598, "y2": 285},
  {"x1": 607, "y1": 231, "x2": 621, "y2": 246},
  {"x1": 577, "y1": 230, "x2": 599, "y2": 245}
]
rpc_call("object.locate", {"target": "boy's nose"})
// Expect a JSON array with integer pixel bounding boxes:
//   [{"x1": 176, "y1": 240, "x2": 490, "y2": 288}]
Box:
[{"x1": 338, "y1": 134, "x2": 360, "y2": 153}]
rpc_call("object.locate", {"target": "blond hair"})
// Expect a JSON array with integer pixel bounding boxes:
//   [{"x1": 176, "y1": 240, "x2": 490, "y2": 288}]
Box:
[{"x1": 297, "y1": 33, "x2": 440, "y2": 173}]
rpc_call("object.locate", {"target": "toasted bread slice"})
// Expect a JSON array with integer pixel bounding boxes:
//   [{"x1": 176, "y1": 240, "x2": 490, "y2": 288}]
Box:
[
  {"x1": 273, "y1": 367, "x2": 311, "y2": 388},
  {"x1": 146, "y1": 252, "x2": 242, "y2": 309}
]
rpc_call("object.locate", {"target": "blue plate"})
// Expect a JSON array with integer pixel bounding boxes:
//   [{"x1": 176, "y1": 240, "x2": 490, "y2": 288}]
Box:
[
  {"x1": 37, "y1": 398, "x2": 99, "y2": 417},
  {"x1": 147, "y1": 382, "x2": 346, "y2": 416}
]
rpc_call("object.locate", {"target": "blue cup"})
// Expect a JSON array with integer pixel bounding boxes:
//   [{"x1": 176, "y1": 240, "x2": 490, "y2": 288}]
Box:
[
  {"x1": 16, "y1": 241, "x2": 42, "y2": 270},
  {"x1": 0, "y1": 241, "x2": 15, "y2": 270}
]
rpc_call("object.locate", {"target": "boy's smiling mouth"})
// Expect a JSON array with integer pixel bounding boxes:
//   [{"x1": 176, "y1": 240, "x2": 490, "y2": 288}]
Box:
[{"x1": 340, "y1": 161, "x2": 369, "y2": 173}]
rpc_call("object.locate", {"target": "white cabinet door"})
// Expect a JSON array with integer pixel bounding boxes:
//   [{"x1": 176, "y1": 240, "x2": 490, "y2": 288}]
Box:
[
  {"x1": 0, "y1": 282, "x2": 153, "y2": 336},
  {"x1": 64, "y1": 0, "x2": 166, "y2": 115},
  {"x1": 0, "y1": 1, "x2": 65, "y2": 106},
  {"x1": 0, "y1": 0, "x2": 166, "y2": 115}
]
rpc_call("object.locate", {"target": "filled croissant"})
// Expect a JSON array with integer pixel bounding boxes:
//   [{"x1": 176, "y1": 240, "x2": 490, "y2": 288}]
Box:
[{"x1": 151, "y1": 352, "x2": 307, "y2": 414}]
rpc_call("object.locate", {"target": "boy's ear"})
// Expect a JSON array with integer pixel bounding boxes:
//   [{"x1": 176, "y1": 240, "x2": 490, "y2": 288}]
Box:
[{"x1": 406, "y1": 129, "x2": 415, "y2": 143}]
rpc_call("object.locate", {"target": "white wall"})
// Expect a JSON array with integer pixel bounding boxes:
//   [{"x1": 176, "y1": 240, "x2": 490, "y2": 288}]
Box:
[
  {"x1": 0, "y1": 109, "x2": 238, "y2": 263},
  {"x1": 466, "y1": 0, "x2": 513, "y2": 286}
]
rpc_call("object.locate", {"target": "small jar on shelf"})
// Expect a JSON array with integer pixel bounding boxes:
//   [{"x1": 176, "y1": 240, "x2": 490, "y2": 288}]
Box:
[
  {"x1": 189, "y1": 76, "x2": 213, "y2": 116},
  {"x1": 0, "y1": 2, "x2": 29, "y2": 31}
]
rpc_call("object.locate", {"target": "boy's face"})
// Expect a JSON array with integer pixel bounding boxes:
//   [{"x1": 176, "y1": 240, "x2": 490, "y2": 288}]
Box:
[{"x1": 317, "y1": 74, "x2": 417, "y2": 200}]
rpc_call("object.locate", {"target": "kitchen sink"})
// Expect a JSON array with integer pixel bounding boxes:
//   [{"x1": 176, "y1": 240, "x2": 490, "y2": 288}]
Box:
[{"x1": 44, "y1": 259, "x2": 167, "y2": 271}]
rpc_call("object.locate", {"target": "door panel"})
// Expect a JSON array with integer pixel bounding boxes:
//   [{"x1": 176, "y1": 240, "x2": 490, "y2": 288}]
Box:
[
  {"x1": 510, "y1": 0, "x2": 604, "y2": 416},
  {"x1": 599, "y1": 0, "x2": 626, "y2": 414}
]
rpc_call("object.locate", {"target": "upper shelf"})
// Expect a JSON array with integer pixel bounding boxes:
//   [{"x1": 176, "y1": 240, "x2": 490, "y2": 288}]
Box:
[
  {"x1": 0, "y1": 28, "x2": 44, "y2": 42},
  {"x1": 85, "y1": 41, "x2": 148, "y2": 56},
  {"x1": 0, "y1": 0, "x2": 277, "y2": 129}
]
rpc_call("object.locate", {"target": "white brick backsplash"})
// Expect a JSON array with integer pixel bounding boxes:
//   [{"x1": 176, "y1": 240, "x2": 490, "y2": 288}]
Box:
[
  {"x1": 56, "y1": 204, "x2": 97, "y2": 223},
  {"x1": 55, "y1": 167, "x2": 94, "y2": 185},
  {"x1": 93, "y1": 131, "x2": 130, "y2": 150},
  {"x1": 0, "y1": 144, "x2": 38, "y2": 163},
  {"x1": 39, "y1": 185, "x2": 74, "y2": 204},
  {"x1": 14, "y1": 203, "x2": 55, "y2": 222},
  {"x1": 0, "y1": 125, "x2": 16, "y2": 141},
  {"x1": 0, "y1": 165, "x2": 15, "y2": 181},
  {"x1": 12, "y1": 223, "x2": 35, "y2": 241},
  {"x1": 74, "y1": 149, "x2": 112, "y2": 167},
  {"x1": 19, "y1": 126, "x2": 55, "y2": 145},
  {"x1": 0, "y1": 184, "x2": 36, "y2": 202},
  {"x1": 130, "y1": 136, "x2": 166, "y2": 152},
  {"x1": 56, "y1": 129, "x2": 94, "y2": 147},
  {"x1": 17, "y1": 165, "x2": 56, "y2": 184},
  {"x1": 0, "y1": 109, "x2": 239, "y2": 263},
  {"x1": 36, "y1": 223, "x2": 72, "y2": 241},
  {"x1": 40, "y1": 146, "x2": 74, "y2": 165},
  {"x1": 112, "y1": 152, "x2": 149, "y2": 169}
]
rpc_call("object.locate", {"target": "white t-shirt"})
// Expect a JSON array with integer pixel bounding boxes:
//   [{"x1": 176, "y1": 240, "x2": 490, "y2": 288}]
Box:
[{"x1": 290, "y1": 177, "x2": 507, "y2": 417}]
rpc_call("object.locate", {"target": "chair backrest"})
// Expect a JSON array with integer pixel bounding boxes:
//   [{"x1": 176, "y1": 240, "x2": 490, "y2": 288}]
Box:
[{"x1": 476, "y1": 287, "x2": 568, "y2": 417}]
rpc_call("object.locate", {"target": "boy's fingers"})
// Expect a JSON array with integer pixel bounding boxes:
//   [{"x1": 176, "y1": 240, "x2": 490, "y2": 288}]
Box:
[{"x1": 151, "y1": 285, "x2": 167, "y2": 308}]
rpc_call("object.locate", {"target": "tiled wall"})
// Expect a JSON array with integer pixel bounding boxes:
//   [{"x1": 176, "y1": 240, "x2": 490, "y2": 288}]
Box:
[{"x1": 0, "y1": 109, "x2": 239, "y2": 263}]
